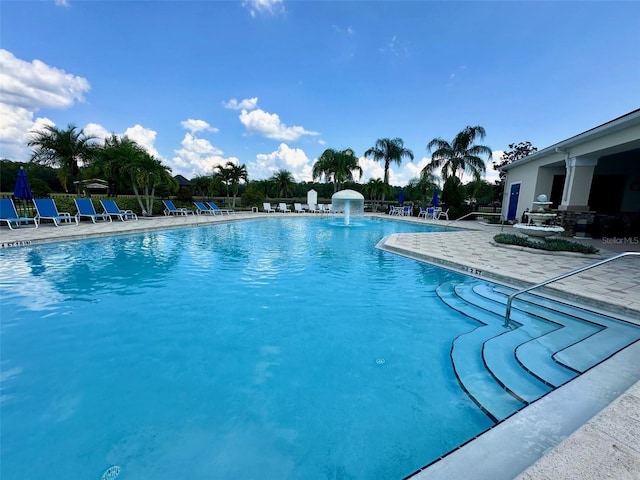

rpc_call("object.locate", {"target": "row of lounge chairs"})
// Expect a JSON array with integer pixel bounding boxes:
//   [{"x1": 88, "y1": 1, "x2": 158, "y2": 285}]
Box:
[
  {"x1": 263, "y1": 202, "x2": 334, "y2": 214},
  {"x1": 164, "y1": 200, "x2": 235, "y2": 216},
  {"x1": 0, "y1": 197, "x2": 138, "y2": 229}
]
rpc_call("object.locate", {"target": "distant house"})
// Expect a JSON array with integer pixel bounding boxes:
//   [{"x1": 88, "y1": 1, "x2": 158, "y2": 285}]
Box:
[
  {"x1": 501, "y1": 109, "x2": 640, "y2": 237},
  {"x1": 174, "y1": 175, "x2": 191, "y2": 187}
]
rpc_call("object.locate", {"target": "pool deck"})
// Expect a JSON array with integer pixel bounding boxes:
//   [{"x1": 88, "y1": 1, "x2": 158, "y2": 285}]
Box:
[{"x1": 2, "y1": 211, "x2": 639, "y2": 479}]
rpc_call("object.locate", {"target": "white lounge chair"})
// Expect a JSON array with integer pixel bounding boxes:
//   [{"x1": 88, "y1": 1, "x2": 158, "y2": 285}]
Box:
[
  {"x1": 278, "y1": 203, "x2": 291, "y2": 213},
  {"x1": 294, "y1": 203, "x2": 305, "y2": 213},
  {"x1": 263, "y1": 202, "x2": 276, "y2": 213}
]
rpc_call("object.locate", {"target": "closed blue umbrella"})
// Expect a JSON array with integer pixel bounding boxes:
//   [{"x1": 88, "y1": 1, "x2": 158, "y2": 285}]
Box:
[
  {"x1": 13, "y1": 166, "x2": 33, "y2": 218},
  {"x1": 431, "y1": 188, "x2": 439, "y2": 207},
  {"x1": 398, "y1": 189, "x2": 404, "y2": 206},
  {"x1": 14, "y1": 167, "x2": 33, "y2": 199}
]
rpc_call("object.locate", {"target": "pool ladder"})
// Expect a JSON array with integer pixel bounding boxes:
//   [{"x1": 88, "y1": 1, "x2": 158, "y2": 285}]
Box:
[{"x1": 504, "y1": 251, "x2": 640, "y2": 327}]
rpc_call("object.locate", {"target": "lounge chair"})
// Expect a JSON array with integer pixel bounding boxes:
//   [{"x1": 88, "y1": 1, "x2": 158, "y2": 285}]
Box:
[
  {"x1": 308, "y1": 203, "x2": 321, "y2": 213},
  {"x1": 207, "y1": 202, "x2": 234, "y2": 215},
  {"x1": 100, "y1": 199, "x2": 138, "y2": 221},
  {"x1": 278, "y1": 203, "x2": 291, "y2": 213},
  {"x1": 193, "y1": 201, "x2": 217, "y2": 215},
  {"x1": 33, "y1": 198, "x2": 78, "y2": 226},
  {"x1": 0, "y1": 198, "x2": 38, "y2": 230},
  {"x1": 74, "y1": 198, "x2": 112, "y2": 223},
  {"x1": 263, "y1": 202, "x2": 276, "y2": 213},
  {"x1": 294, "y1": 203, "x2": 305, "y2": 213},
  {"x1": 162, "y1": 199, "x2": 194, "y2": 216}
]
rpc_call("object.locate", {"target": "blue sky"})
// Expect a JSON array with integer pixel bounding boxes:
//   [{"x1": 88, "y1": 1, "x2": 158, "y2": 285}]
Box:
[{"x1": 1, "y1": 0, "x2": 639, "y2": 186}]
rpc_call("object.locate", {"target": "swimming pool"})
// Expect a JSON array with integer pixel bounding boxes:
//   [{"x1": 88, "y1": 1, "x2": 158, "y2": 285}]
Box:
[{"x1": 1, "y1": 217, "x2": 637, "y2": 479}]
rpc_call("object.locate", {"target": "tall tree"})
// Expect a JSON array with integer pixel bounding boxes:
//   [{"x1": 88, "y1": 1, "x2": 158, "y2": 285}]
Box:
[
  {"x1": 312, "y1": 148, "x2": 362, "y2": 193},
  {"x1": 492, "y1": 141, "x2": 537, "y2": 188},
  {"x1": 124, "y1": 152, "x2": 174, "y2": 216},
  {"x1": 423, "y1": 126, "x2": 492, "y2": 182},
  {"x1": 91, "y1": 134, "x2": 143, "y2": 196},
  {"x1": 362, "y1": 178, "x2": 391, "y2": 212},
  {"x1": 270, "y1": 169, "x2": 295, "y2": 198},
  {"x1": 364, "y1": 138, "x2": 414, "y2": 201},
  {"x1": 226, "y1": 162, "x2": 248, "y2": 207},
  {"x1": 410, "y1": 171, "x2": 440, "y2": 206},
  {"x1": 28, "y1": 124, "x2": 96, "y2": 192}
]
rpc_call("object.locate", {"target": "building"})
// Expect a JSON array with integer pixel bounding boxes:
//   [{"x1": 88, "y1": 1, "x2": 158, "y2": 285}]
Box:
[{"x1": 501, "y1": 109, "x2": 640, "y2": 237}]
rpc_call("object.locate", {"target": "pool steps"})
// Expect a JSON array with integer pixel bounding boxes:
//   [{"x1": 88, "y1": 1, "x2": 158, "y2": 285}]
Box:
[{"x1": 436, "y1": 280, "x2": 640, "y2": 423}]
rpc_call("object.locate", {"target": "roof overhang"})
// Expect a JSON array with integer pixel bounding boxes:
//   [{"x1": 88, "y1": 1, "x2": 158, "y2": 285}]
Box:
[{"x1": 501, "y1": 109, "x2": 640, "y2": 171}]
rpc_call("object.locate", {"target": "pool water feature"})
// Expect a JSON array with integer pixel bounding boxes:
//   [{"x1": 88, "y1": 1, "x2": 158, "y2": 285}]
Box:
[{"x1": 1, "y1": 217, "x2": 638, "y2": 479}]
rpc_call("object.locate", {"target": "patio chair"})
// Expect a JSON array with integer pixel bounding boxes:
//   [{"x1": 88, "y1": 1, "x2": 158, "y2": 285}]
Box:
[
  {"x1": 0, "y1": 198, "x2": 38, "y2": 230},
  {"x1": 437, "y1": 208, "x2": 450, "y2": 220},
  {"x1": 307, "y1": 203, "x2": 320, "y2": 213},
  {"x1": 278, "y1": 203, "x2": 291, "y2": 213},
  {"x1": 193, "y1": 201, "x2": 217, "y2": 215},
  {"x1": 33, "y1": 198, "x2": 78, "y2": 226},
  {"x1": 263, "y1": 202, "x2": 276, "y2": 213},
  {"x1": 74, "y1": 198, "x2": 112, "y2": 223},
  {"x1": 162, "y1": 199, "x2": 194, "y2": 216},
  {"x1": 294, "y1": 203, "x2": 305, "y2": 213},
  {"x1": 207, "y1": 202, "x2": 234, "y2": 215},
  {"x1": 100, "y1": 199, "x2": 138, "y2": 221},
  {"x1": 403, "y1": 206, "x2": 412, "y2": 216},
  {"x1": 417, "y1": 207, "x2": 428, "y2": 219}
]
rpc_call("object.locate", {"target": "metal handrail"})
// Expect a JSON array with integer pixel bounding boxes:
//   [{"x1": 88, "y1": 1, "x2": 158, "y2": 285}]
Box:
[
  {"x1": 504, "y1": 251, "x2": 640, "y2": 327},
  {"x1": 444, "y1": 211, "x2": 507, "y2": 231}
]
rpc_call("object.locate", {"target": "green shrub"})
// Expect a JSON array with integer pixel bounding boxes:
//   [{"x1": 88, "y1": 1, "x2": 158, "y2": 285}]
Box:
[{"x1": 493, "y1": 233, "x2": 598, "y2": 254}]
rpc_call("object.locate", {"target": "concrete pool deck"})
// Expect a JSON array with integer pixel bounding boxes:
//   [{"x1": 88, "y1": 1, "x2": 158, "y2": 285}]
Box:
[{"x1": 1, "y1": 211, "x2": 639, "y2": 479}]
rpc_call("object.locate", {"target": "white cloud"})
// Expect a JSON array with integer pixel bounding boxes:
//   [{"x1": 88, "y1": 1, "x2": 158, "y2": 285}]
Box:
[
  {"x1": 239, "y1": 108, "x2": 319, "y2": 141},
  {"x1": 0, "y1": 49, "x2": 90, "y2": 161},
  {"x1": 170, "y1": 133, "x2": 238, "y2": 179},
  {"x1": 223, "y1": 97, "x2": 258, "y2": 110},
  {"x1": 123, "y1": 125, "x2": 161, "y2": 158},
  {"x1": 242, "y1": 0, "x2": 285, "y2": 17},
  {"x1": 83, "y1": 122, "x2": 111, "y2": 142},
  {"x1": 249, "y1": 143, "x2": 312, "y2": 181},
  {"x1": 181, "y1": 118, "x2": 219, "y2": 134},
  {"x1": 55, "y1": 0, "x2": 69, "y2": 6}
]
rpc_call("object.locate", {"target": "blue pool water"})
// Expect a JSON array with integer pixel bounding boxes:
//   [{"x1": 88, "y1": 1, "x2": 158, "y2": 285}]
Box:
[{"x1": 0, "y1": 218, "x2": 497, "y2": 479}]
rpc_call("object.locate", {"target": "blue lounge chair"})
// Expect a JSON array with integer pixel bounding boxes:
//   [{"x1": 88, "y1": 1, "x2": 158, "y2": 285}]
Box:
[
  {"x1": 207, "y1": 202, "x2": 234, "y2": 215},
  {"x1": 100, "y1": 199, "x2": 138, "y2": 221},
  {"x1": 193, "y1": 201, "x2": 217, "y2": 215},
  {"x1": 33, "y1": 198, "x2": 78, "y2": 226},
  {"x1": 162, "y1": 199, "x2": 194, "y2": 216},
  {"x1": 0, "y1": 198, "x2": 38, "y2": 230},
  {"x1": 74, "y1": 198, "x2": 112, "y2": 223}
]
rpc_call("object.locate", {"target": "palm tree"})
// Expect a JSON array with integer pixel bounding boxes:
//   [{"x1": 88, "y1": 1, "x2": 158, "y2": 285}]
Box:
[
  {"x1": 214, "y1": 163, "x2": 233, "y2": 201},
  {"x1": 312, "y1": 148, "x2": 362, "y2": 193},
  {"x1": 28, "y1": 124, "x2": 96, "y2": 192},
  {"x1": 226, "y1": 162, "x2": 248, "y2": 207},
  {"x1": 362, "y1": 177, "x2": 391, "y2": 212},
  {"x1": 422, "y1": 126, "x2": 492, "y2": 182},
  {"x1": 190, "y1": 175, "x2": 213, "y2": 197},
  {"x1": 124, "y1": 151, "x2": 174, "y2": 215},
  {"x1": 411, "y1": 171, "x2": 440, "y2": 206},
  {"x1": 364, "y1": 138, "x2": 414, "y2": 201},
  {"x1": 270, "y1": 169, "x2": 295, "y2": 198},
  {"x1": 91, "y1": 134, "x2": 144, "y2": 196}
]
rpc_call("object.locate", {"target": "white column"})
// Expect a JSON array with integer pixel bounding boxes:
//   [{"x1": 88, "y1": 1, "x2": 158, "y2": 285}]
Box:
[{"x1": 559, "y1": 156, "x2": 598, "y2": 211}]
